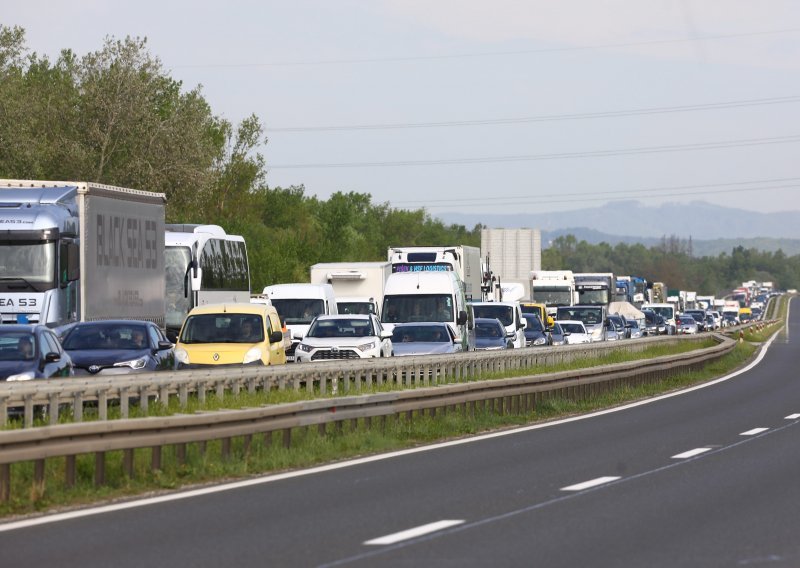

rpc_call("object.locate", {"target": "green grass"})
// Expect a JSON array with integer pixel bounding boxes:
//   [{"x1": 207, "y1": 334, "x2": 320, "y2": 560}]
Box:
[{"x1": 0, "y1": 335, "x2": 765, "y2": 518}]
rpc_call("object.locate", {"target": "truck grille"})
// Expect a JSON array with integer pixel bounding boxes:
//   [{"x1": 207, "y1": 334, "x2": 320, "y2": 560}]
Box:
[{"x1": 311, "y1": 349, "x2": 359, "y2": 361}]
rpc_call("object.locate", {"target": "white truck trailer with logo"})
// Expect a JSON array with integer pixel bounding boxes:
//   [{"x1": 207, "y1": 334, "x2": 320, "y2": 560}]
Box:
[
  {"x1": 0, "y1": 179, "x2": 166, "y2": 327},
  {"x1": 573, "y1": 273, "x2": 615, "y2": 308},
  {"x1": 387, "y1": 246, "x2": 481, "y2": 301},
  {"x1": 309, "y1": 261, "x2": 391, "y2": 317}
]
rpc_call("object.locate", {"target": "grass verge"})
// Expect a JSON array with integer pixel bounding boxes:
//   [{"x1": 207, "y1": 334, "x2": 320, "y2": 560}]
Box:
[{"x1": 0, "y1": 332, "x2": 772, "y2": 519}]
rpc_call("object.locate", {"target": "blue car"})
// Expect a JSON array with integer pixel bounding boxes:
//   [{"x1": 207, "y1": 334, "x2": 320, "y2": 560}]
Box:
[
  {"x1": 0, "y1": 325, "x2": 73, "y2": 382},
  {"x1": 474, "y1": 318, "x2": 509, "y2": 351},
  {"x1": 60, "y1": 320, "x2": 175, "y2": 375}
]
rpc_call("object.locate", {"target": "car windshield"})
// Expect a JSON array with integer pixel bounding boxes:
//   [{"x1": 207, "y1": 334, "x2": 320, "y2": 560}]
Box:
[
  {"x1": 0, "y1": 332, "x2": 37, "y2": 361},
  {"x1": 179, "y1": 314, "x2": 264, "y2": 344},
  {"x1": 391, "y1": 325, "x2": 450, "y2": 343},
  {"x1": 561, "y1": 323, "x2": 585, "y2": 334},
  {"x1": 471, "y1": 305, "x2": 514, "y2": 326},
  {"x1": 62, "y1": 324, "x2": 150, "y2": 351},
  {"x1": 475, "y1": 321, "x2": 504, "y2": 338},
  {"x1": 307, "y1": 319, "x2": 374, "y2": 338},
  {"x1": 271, "y1": 299, "x2": 325, "y2": 325},
  {"x1": 523, "y1": 314, "x2": 544, "y2": 331}
]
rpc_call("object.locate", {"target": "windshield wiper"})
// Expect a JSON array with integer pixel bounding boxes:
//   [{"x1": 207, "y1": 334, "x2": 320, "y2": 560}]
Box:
[{"x1": 0, "y1": 276, "x2": 35, "y2": 290}]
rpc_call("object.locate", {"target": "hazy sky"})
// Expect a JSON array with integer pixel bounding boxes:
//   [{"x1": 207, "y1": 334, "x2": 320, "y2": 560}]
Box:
[{"x1": 5, "y1": 1, "x2": 800, "y2": 218}]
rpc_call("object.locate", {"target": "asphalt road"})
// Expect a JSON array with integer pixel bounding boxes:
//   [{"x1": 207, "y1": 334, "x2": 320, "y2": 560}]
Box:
[{"x1": 1, "y1": 299, "x2": 797, "y2": 567}]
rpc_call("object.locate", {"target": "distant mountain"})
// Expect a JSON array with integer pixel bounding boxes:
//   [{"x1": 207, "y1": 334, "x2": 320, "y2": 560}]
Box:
[
  {"x1": 437, "y1": 200, "x2": 800, "y2": 255},
  {"x1": 438, "y1": 200, "x2": 800, "y2": 241}
]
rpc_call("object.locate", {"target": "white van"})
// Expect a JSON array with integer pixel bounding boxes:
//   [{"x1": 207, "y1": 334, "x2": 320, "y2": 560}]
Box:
[
  {"x1": 469, "y1": 301, "x2": 526, "y2": 349},
  {"x1": 641, "y1": 302, "x2": 677, "y2": 335},
  {"x1": 262, "y1": 283, "x2": 338, "y2": 361},
  {"x1": 380, "y1": 271, "x2": 473, "y2": 351}
]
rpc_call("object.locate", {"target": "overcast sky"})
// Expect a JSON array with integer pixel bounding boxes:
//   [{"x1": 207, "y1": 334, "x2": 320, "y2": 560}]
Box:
[{"x1": 5, "y1": 1, "x2": 800, "y2": 218}]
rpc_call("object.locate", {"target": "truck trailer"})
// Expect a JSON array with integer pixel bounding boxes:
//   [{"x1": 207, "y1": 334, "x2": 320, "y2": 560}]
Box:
[
  {"x1": 309, "y1": 261, "x2": 391, "y2": 317},
  {"x1": 387, "y1": 246, "x2": 481, "y2": 301},
  {"x1": 0, "y1": 179, "x2": 166, "y2": 327}
]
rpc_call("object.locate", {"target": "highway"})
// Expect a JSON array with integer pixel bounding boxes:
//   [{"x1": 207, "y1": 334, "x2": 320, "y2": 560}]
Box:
[{"x1": 0, "y1": 299, "x2": 796, "y2": 567}]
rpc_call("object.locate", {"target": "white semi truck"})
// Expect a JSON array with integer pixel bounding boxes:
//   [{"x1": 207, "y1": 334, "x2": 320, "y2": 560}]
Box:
[
  {"x1": 530, "y1": 270, "x2": 576, "y2": 316},
  {"x1": 0, "y1": 179, "x2": 166, "y2": 327},
  {"x1": 387, "y1": 246, "x2": 482, "y2": 302},
  {"x1": 309, "y1": 261, "x2": 391, "y2": 317}
]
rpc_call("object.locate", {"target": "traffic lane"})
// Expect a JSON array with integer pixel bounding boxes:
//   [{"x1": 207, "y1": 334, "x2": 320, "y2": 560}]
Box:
[
  {"x1": 1, "y1": 314, "x2": 795, "y2": 566},
  {"x1": 337, "y1": 419, "x2": 800, "y2": 568}
]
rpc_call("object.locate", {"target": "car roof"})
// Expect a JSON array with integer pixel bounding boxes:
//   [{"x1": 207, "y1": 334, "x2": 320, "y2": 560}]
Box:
[
  {"x1": 188, "y1": 303, "x2": 274, "y2": 316},
  {"x1": 393, "y1": 322, "x2": 449, "y2": 328},
  {"x1": 475, "y1": 317, "x2": 503, "y2": 324},
  {"x1": 314, "y1": 314, "x2": 371, "y2": 321},
  {"x1": 0, "y1": 324, "x2": 41, "y2": 334},
  {"x1": 556, "y1": 320, "x2": 586, "y2": 327}
]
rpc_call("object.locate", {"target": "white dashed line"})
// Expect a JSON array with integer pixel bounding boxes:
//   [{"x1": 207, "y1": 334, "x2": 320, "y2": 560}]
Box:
[
  {"x1": 671, "y1": 448, "x2": 713, "y2": 459},
  {"x1": 740, "y1": 428, "x2": 769, "y2": 436},
  {"x1": 364, "y1": 520, "x2": 465, "y2": 545},
  {"x1": 785, "y1": 414, "x2": 800, "y2": 420},
  {"x1": 561, "y1": 476, "x2": 621, "y2": 491}
]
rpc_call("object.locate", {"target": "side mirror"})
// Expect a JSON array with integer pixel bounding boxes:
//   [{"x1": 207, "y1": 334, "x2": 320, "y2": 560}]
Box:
[
  {"x1": 380, "y1": 330, "x2": 392, "y2": 339},
  {"x1": 157, "y1": 340, "x2": 173, "y2": 351},
  {"x1": 44, "y1": 352, "x2": 60, "y2": 363},
  {"x1": 457, "y1": 310, "x2": 467, "y2": 325},
  {"x1": 269, "y1": 330, "x2": 284, "y2": 344}
]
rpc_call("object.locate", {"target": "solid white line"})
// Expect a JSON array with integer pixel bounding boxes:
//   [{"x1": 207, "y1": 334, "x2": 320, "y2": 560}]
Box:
[
  {"x1": 671, "y1": 447, "x2": 713, "y2": 459},
  {"x1": 785, "y1": 414, "x2": 800, "y2": 420},
  {"x1": 561, "y1": 476, "x2": 621, "y2": 491},
  {"x1": 740, "y1": 428, "x2": 769, "y2": 436},
  {"x1": 0, "y1": 325, "x2": 782, "y2": 533},
  {"x1": 364, "y1": 520, "x2": 464, "y2": 545}
]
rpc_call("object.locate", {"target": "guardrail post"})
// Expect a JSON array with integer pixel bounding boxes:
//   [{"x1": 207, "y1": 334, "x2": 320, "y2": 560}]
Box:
[
  {"x1": 175, "y1": 444, "x2": 186, "y2": 466},
  {"x1": 0, "y1": 397, "x2": 6, "y2": 428},
  {"x1": 139, "y1": 387, "x2": 149, "y2": 414},
  {"x1": 98, "y1": 390, "x2": 108, "y2": 421},
  {"x1": 152, "y1": 446, "x2": 162, "y2": 471},
  {"x1": 197, "y1": 381, "x2": 207, "y2": 405},
  {"x1": 221, "y1": 438, "x2": 231, "y2": 460},
  {"x1": 65, "y1": 455, "x2": 76, "y2": 488},
  {"x1": 34, "y1": 458, "x2": 45, "y2": 497},
  {"x1": 0, "y1": 463, "x2": 9, "y2": 502},
  {"x1": 215, "y1": 380, "x2": 225, "y2": 402},
  {"x1": 283, "y1": 428, "x2": 291, "y2": 449},
  {"x1": 179, "y1": 384, "x2": 188, "y2": 409},
  {"x1": 120, "y1": 387, "x2": 130, "y2": 418},
  {"x1": 95, "y1": 452, "x2": 106, "y2": 487},
  {"x1": 24, "y1": 395, "x2": 34, "y2": 428},
  {"x1": 123, "y1": 449, "x2": 135, "y2": 478},
  {"x1": 47, "y1": 393, "x2": 60, "y2": 425}
]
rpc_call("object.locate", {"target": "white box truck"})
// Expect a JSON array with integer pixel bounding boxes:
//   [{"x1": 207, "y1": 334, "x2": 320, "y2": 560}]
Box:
[
  {"x1": 0, "y1": 179, "x2": 166, "y2": 327},
  {"x1": 262, "y1": 283, "x2": 338, "y2": 361},
  {"x1": 309, "y1": 261, "x2": 390, "y2": 317},
  {"x1": 387, "y1": 245, "x2": 482, "y2": 302},
  {"x1": 530, "y1": 270, "x2": 576, "y2": 316},
  {"x1": 380, "y1": 271, "x2": 473, "y2": 351}
]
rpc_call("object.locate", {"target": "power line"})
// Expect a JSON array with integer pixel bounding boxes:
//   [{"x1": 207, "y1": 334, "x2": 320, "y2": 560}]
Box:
[
  {"x1": 267, "y1": 134, "x2": 800, "y2": 169},
  {"x1": 174, "y1": 27, "x2": 800, "y2": 69},
  {"x1": 267, "y1": 95, "x2": 800, "y2": 132},
  {"x1": 405, "y1": 183, "x2": 800, "y2": 210},
  {"x1": 388, "y1": 176, "x2": 800, "y2": 205}
]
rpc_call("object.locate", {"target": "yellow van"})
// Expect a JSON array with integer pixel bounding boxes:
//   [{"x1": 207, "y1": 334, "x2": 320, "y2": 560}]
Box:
[
  {"x1": 175, "y1": 303, "x2": 287, "y2": 368},
  {"x1": 520, "y1": 302, "x2": 554, "y2": 328}
]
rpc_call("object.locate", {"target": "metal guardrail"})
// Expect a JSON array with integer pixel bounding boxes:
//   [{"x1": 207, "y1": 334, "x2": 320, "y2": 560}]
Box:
[
  {"x1": 0, "y1": 332, "x2": 738, "y2": 502},
  {"x1": 0, "y1": 333, "x2": 701, "y2": 428}
]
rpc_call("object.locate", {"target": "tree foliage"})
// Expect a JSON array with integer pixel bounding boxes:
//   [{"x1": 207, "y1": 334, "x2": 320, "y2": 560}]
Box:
[{"x1": 0, "y1": 27, "x2": 480, "y2": 290}]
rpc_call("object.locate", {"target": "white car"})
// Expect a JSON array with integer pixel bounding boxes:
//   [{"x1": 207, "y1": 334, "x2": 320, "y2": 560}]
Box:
[
  {"x1": 295, "y1": 314, "x2": 392, "y2": 362},
  {"x1": 557, "y1": 320, "x2": 592, "y2": 344}
]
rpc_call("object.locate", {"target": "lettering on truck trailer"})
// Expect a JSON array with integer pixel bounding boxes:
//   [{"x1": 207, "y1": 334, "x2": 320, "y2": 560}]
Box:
[
  {"x1": 95, "y1": 215, "x2": 159, "y2": 270},
  {"x1": 0, "y1": 298, "x2": 38, "y2": 307}
]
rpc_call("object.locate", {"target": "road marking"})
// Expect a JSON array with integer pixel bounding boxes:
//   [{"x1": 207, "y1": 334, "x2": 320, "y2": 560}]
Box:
[
  {"x1": 671, "y1": 447, "x2": 713, "y2": 459},
  {"x1": 364, "y1": 520, "x2": 465, "y2": 545},
  {"x1": 0, "y1": 328, "x2": 782, "y2": 534},
  {"x1": 785, "y1": 414, "x2": 800, "y2": 420},
  {"x1": 740, "y1": 428, "x2": 769, "y2": 436},
  {"x1": 561, "y1": 476, "x2": 621, "y2": 491}
]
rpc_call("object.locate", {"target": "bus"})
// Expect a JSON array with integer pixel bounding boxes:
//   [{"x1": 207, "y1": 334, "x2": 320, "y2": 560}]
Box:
[{"x1": 164, "y1": 224, "x2": 250, "y2": 341}]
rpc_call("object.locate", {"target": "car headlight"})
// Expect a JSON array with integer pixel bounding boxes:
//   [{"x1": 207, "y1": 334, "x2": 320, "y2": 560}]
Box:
[
  {"x1": 533, "y1": 337, "x2": 547, "y2": 345},
  {"x1": 357, "y1": 341, "x2": 376, "y2": 352},
  {"x1": 298, "y1": 343, "x2": 313, "y2": 352},
  {"x1": 113, "y1": 356, "x2": 148, "y2": 370},
  {"x1": 175, "y1": 348, "x2": 189, "y2": 365},
  {"x1": 6, "y1": 372, "x2": 35, "y2": 381},
  {"x1": 243, "y1": 347, "x2": 263, "y2": 364}
]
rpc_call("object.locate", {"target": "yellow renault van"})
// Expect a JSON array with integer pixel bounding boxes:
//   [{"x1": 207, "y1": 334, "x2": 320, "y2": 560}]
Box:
[{"x1": 175, "y1": 303, "x2": 287, "y2": 368}]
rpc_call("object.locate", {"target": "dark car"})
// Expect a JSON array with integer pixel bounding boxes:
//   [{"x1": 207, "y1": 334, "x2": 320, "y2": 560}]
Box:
[
  {"x1": 522, "y1": 313, "x2": 550, "y2": 347},
  {"x1": 391, "y1": 322, "x2": 462, "y2": 356},
  {"x1": 0, "y1": 324, "x2": 73, "y2": 382},
  {"x1": 642, "y1": 310, "x2": 666, "y2": 336},
  {"x1": 548, "y1": 322, "x2": 567, "y2": 346},
  {"x1": 474, "y1": 318, "x2": 509, "y2": 351},
  {"x1": 60, "y1": 320, "x2": 175, "y2": 376},
  {"x1": 607, "y1": 314, "x2": 628, "y2": 339}
]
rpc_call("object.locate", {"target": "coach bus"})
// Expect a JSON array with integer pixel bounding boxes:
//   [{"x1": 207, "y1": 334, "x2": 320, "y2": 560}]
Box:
[{"x1": 164, "y1": 224, "x2": 250, "y2": 341}]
